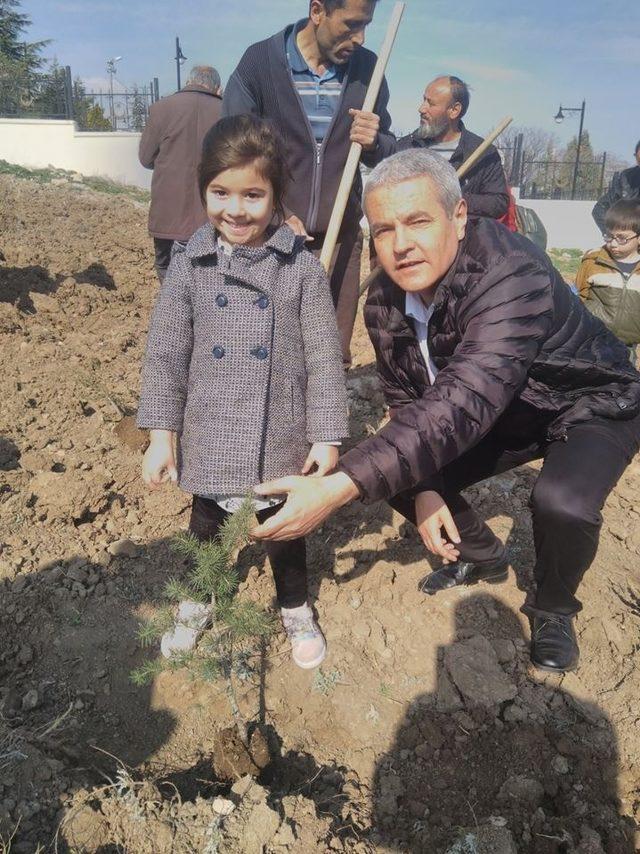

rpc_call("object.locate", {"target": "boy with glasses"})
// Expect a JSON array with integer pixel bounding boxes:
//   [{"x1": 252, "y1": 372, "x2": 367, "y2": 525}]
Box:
[{"x1": 577, "y1": 199, "x2": 640, "y2": 365}]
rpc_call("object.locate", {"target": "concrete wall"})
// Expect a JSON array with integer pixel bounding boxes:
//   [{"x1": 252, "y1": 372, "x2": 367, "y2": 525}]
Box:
[
  {"x1": 0, "y1": 119, "x2": 604, "y2": 250},
  {"x1": 521, "y1": 198, "x2": 602, "y2": 252},
  {"x1": 0, "y1": 118, "x2": 151, "y2": 189}
]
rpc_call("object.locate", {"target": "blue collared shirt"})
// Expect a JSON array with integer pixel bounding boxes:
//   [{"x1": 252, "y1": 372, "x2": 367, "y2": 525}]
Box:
[{"x1": 285, "y1": 19, "x2": 346, "y2": 144}]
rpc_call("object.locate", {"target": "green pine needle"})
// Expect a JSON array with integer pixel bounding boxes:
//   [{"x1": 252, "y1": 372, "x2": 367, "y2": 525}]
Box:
[
  {"x1": 130, "y1": 659, "x2": 164, "y2": 685},
  {"x1": 164, "y1": 576, "x2": 203, "y2": 603}
]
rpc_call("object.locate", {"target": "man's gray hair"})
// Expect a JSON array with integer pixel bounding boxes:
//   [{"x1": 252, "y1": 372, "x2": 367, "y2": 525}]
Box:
[
  {"x1": 186, "y1": 65, "x2": 221, "y2": 93},
  {"x1": 364, "y1": 149, "x2": 462, "y2": 217}
]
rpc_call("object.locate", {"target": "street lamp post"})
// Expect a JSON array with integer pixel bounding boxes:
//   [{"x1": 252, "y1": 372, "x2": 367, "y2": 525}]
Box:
[
  {"x1": 554, "y1": 100, "x2": 586, "y2": 200},
  {"x1": 175, "y1": 37, "x2": 187, "y2": 90}
]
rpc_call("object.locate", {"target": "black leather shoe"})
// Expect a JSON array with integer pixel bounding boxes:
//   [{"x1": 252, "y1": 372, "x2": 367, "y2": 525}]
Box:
[
  {"x1": 530, "y1": 615, "x2": 579, "y2": 673},
  {"x1": 418, "y1": 557, "x2": 509, "y2": 596}
]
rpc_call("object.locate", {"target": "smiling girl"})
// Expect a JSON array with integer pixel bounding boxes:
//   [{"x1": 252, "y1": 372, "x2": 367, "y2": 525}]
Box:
[{"x1": 137, "y1": 115, "x2": 348, "y2": 669}]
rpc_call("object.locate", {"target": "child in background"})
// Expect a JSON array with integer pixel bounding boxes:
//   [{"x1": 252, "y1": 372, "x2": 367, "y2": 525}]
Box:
[
  {"x1": 577, "y1": 199, "x2": 640, "y2": 366},
  {"x1": 137, "y1": 115, "x2": 349, "y2": 669}
]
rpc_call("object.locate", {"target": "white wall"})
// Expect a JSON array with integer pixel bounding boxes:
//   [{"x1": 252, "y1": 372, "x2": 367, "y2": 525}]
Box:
[
  {"x1": 520, "y1": 198, "x2": 602, "y2": 252},
  {"x1": 0, "y1": 119, "x2": 605, "y2": 250},
  {"x1": 0, "y1": 118, "x2": 151, "y2": 189}
]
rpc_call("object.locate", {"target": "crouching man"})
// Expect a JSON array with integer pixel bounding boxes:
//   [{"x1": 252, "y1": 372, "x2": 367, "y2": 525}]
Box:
[{"x1": 252, "y1": 149, "x2": 640, "y2": 673}]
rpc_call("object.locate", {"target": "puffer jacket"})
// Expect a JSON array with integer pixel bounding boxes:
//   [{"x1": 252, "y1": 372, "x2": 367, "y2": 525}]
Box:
[
  {"x1": 576, "y1": 247, "x2": 640, "y2": 345},
  {"x1": 338, "y1": 218, "x2": 640, "y2": 503}
]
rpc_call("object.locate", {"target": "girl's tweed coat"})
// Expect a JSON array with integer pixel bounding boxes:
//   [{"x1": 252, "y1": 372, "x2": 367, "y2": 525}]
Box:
[{"x1": 137, "y1": 222, "x2": 349, "y2": 495}]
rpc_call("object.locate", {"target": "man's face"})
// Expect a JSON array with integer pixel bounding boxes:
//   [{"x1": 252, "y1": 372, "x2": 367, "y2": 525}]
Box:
[
  {"x1": 417, "y1": 78, "x2": 460, "y2": 140},
  {"x1": 365, "y1": 176, "x2": 467, "y2": 297},
  {"x1": 311, "y1": 0, "x2": 376, "y2": 65}
]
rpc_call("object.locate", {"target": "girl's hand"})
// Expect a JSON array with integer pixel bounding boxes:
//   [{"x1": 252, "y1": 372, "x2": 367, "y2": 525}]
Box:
[
  {"x1": 142, "y1": 430, "x2": 178, "y2": 490},
  {"x1": 415, "y1": 490, "x2": 461, "y2": 564},
  {"x1": 301, "y1": 443, "x2": 339, "y2": 477}
]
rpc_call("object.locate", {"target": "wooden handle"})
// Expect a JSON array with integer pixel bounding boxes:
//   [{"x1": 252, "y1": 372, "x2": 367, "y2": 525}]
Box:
[
  {"x1": 319, "y1": 1, "x2": 405, "y2": 270},
  {"x1": 456, "y1": 115, "x2": 512, "y2": 179}
]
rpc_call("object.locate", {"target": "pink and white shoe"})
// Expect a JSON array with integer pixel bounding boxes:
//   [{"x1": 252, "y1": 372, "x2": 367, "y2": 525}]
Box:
[{"x1": 280, "y1": 603, "x2": 327, "y2": 670}]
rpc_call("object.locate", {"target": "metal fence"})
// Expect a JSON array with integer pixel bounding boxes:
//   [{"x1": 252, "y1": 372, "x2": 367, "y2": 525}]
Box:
[
  {"x1": 497, "y1": 133, "x2": 608, "y2": 201},
  {"x1": 0, "y1": 65, "x2": 160, "y2": 131}
]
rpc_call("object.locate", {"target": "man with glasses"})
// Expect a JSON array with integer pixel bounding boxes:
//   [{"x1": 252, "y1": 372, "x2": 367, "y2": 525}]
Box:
[
  {"x1": 592, "y1": 140, "x2": 640, "y2": 235},
  {"x1": 223, "y1": 0, "x2": 396, "y2": 367},
  {"x1": 578, "y1": 199, "x2": 640, "y2": 365}
]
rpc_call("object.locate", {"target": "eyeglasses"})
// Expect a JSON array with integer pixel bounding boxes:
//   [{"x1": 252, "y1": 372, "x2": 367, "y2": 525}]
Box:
[{"x1": 603, "y1": 233, "x2": 639, "y2": 247}]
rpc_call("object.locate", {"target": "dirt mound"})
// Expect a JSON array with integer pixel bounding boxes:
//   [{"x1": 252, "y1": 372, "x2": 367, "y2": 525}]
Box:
[{"x1": 0, "y1": 173, "x2": 639, "y2": 853}]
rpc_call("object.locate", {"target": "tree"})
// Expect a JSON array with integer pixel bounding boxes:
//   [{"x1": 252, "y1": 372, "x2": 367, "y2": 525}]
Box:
[
  {"x1": 131, "y1": 497, "x2": 274, "y2": 747},
  {"x1": 0, "y1": 0, "x2": 49, "y2": 114},
  {"x1": 130, "y1": 84, "x2": 148, "y2": 132},
  {"x1": 558, "y1": 130, "x2": 601, "y2": 199},
  {"x1": 498, "y1": 126, "x2": 562, "y2": 194}
]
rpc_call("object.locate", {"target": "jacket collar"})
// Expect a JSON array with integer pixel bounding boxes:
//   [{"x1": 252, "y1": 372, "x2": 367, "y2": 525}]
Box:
[
  {"x1": 176, "y1": 84, "x2": 222, "y2": 99},
  {"x1": 185, "y1": 222, "x2": 298, "y2": 261},
  {"x1": 588, "y1": 246, "x2": 640, "y2": 274}
]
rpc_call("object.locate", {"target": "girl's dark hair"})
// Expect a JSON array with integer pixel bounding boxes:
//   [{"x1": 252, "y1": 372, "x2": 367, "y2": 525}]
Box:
[
  {"x1": 198, "y1": 115, "x2": 289, "y2": 219},
  {"x1": 604, "y1": 199, "x2": 640, "y2": 236}
]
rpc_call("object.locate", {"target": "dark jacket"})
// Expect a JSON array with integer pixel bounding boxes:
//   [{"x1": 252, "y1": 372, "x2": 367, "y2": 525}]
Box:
[
  {"x1": 137, "y1": 223, "x2": 348, "y2": 495},
  {"x1": 222, "y1": 24, "x2": 395, "y2": 233},
  {"x1": 592, "y1": 165, "x2": 640, "y2": 234},
  {"x1": 395, "y1": 122, "x2": 509, "y2": 219},
  {"x1": 139, "y1": 85, "x2": 223, "y2": 241},
  {"x1": 338, "y1": 218, "x2": 640, "y2": 503}
]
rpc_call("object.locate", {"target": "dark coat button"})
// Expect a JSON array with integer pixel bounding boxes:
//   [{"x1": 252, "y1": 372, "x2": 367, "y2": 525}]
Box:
[
  {"x1": 256, "y1": 295, "x2": 269, "y2": 309},
  {"x1": 251, "y1": 346, "x2": 269, "y2": 360},
  {"x1": 216, "y1": 294, "x2": 228, "y2": 307},
  {"x1": 212, "y1": 346, "x2": 225, "y2": 359}
]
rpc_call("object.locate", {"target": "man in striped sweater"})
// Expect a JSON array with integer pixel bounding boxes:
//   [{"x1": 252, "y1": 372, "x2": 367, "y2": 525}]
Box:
[{"x1": 223, "y1": 0, "x2": 397, "y2": 366}]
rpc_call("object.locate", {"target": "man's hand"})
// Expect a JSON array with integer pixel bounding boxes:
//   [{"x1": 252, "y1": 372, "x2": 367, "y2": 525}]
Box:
[
  {"x1": 301, "y1": 443, "x2": 339, "y2": 477},
  {"x1": 349, "y1": 108, "x2": 380, "y2": 151},
  {"x1": 142, "y1": 429, "x2": 178, "y2": 490},
  {"x1": 284, "y1": 214, "x2": 313, "y2": 242},
  {"x1": 252, "y1": 471, "x2": 359, "y2": 541},
  {"x1": 415, "y1": 490, "x2": 461, "y2": 563}
]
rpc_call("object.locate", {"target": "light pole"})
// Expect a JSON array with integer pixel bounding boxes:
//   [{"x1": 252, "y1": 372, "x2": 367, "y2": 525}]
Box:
[
  {"x1": 175, "y1": 37, "x2": 187, "y2": 90},
  {"x1": 554, "y1": 100, "x2": 586, "y2": 200},
  {"x1": 107, "y1": 56, "x2": 122, "y2": 130}
]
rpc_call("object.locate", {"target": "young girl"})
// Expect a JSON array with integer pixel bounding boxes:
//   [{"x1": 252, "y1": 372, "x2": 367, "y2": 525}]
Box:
[{"x1": 137, "y1": 115, "x2": 349, "y2": 669}]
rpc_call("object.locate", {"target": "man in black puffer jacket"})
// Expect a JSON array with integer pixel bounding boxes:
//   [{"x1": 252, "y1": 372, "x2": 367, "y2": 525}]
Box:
[{"x1": 253, "y1": 149, "x2": 640, "y2": 674}]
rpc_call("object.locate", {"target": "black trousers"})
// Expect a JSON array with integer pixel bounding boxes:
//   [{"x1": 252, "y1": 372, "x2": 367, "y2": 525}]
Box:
[
  {"x1": 389, "y1": 410, "x2": 640, "y2": 617},
  {"x1": 189, "y1": 496, "x2": 308, "y2": 608},
  {"x1": 309, "y1": 227, "x2": 363, "y2": 368},
  {"x1": 153, "y1": 238, "x2": 174, "y2": 283}
]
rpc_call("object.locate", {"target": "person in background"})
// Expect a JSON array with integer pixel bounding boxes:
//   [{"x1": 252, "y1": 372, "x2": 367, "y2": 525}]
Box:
[
  {"x1": 222, "y1": 0, "x2": 396, "y2": 367},
  {"x1": 592, "y1": 140, "x2": 640, "y2": 235},
  {"x1": 139, "y1": 65, "x2": 223, "y2": 281},
  {"x1": 394, "y1": 75, "x2": 509, "y2": 221},
  {"x1": 578, "y1": 199, "x2": 640, "y2": 366}
]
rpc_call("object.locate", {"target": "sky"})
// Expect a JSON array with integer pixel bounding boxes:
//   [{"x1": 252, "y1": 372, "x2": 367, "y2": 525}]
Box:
[{"x1": 23, "y1": 0, "x2": 640, "y2": 165}]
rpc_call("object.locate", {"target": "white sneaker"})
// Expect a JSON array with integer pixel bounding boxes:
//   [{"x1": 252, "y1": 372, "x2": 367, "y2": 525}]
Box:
[
  {"x1": 280, "y1": 603, "x2": 326, "y2": 670},
  {"x1": 161, "y1": 600, "x2": 212, "y2": 659}
]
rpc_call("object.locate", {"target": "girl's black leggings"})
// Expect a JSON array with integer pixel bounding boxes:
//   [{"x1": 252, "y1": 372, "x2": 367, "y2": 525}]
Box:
[{"x1": 188, "y1": 495, "x2": 308, "y2": 609}]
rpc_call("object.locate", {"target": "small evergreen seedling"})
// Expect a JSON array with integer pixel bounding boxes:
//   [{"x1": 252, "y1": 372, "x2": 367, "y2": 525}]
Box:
[{"x1": 131, "y1": 497, "x2": 273, "y2": 745}]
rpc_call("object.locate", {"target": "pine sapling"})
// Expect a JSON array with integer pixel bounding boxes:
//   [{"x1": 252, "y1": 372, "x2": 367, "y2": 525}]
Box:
[{"x1": 131, "y1": 497, "x2": 274, "y2": 746}]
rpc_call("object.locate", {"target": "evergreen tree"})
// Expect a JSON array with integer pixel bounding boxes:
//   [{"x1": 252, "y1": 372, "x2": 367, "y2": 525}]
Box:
[
  {"x1": 0, "y1": 0, "x2": 49, "y2": 113},
  {"x1": 130, "y1": 84, "x2": 148, "y2": 132}
]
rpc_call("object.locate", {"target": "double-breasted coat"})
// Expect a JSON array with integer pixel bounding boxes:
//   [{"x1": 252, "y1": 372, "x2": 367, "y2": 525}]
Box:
[{"x1": 137, "y1": 223, "x2": 349, "y2": 496}]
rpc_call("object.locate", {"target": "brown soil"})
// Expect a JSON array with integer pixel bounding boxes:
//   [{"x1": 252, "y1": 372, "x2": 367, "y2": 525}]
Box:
[{"x1": 0, "y1": 173, "x2": 639, "y2": 854}]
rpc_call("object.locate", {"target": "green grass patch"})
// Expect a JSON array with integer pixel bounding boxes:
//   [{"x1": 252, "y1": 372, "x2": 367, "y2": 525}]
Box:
[
  {"x1": 547, "y1": 247, "x2": 584, "y2": 280},
  {"x1": 0, "y1": 159, "x2": 150, "y2": 204}
]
